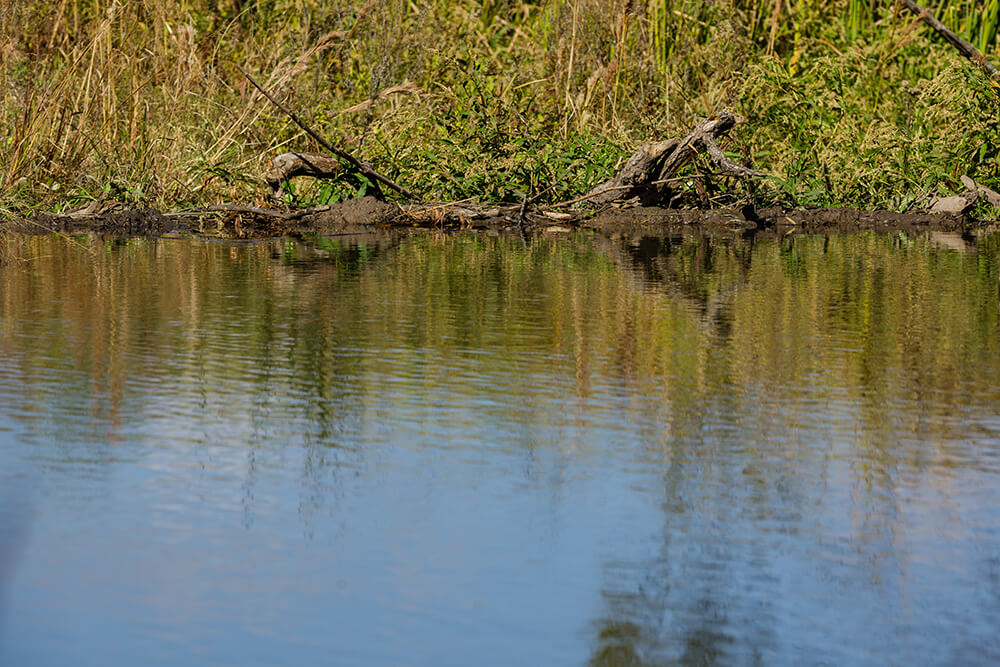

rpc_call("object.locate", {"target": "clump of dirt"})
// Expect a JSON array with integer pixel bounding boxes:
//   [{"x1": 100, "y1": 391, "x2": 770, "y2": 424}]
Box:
[{"x1": 294, "y1": 196, "x2": 397, "y2": 234}]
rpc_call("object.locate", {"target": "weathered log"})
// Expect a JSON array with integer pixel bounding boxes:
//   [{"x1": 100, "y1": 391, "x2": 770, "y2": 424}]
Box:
[
  {"x1": 237, "y1": 64, "x2": 418, "y2": 201},
  {"x1": 655, "y1": 111, "x2": 765, "y2": 190},
  {"x1": 578, "y1": 110, "x2": 765, "y2": 207},
  {"x1": 263, "y1": 153, "x2": 347, "y2": 197},
  {"x1": 961, "y1": 175, "x2": 1000, "y2": 209},
  {"x1": 583, "y1": 139, "x2": 680, "y2": 206}
]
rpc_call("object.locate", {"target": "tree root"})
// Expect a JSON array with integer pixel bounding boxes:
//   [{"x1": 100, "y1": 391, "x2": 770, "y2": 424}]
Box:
[{"x1": 572, "y1": 111, "x2": 765, "y2": 208}]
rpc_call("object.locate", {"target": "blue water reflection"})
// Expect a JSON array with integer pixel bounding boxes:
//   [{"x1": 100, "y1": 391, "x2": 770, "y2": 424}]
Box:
[{"x1": 1, "y1": 231, "x2": 999, "y2": 665}]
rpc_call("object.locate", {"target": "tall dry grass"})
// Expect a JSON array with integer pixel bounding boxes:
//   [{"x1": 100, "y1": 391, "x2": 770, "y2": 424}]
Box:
[{"x1": 1, "y1": 0, "x2": 998, "y2": 214}]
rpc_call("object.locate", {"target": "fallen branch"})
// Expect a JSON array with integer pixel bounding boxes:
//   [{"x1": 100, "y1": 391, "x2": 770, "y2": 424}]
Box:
[
  {"x1": 583, "y1": 139, "x2": 680, "y2": 206},
  {"x1": 702, "y1": 135, "x2": 767, "y2": 178},
  {"x1": 581, "y1": 110, "x2": 766, "y2": 207},
  {"x1": 235, "y1": 63, "x2": 419, "y2": 201},
  {"x1": 898, "y1": 0, "x2": 1000, "y2": 79},
  {"x1": 263, "y1": 153, "x2": 347, "y2": 197},
  {"x1": 961, "y1": 175, "x2": 1000, "y2": 209}
]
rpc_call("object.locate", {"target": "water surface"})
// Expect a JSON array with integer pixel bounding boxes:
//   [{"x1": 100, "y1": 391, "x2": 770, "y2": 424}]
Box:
[{"x1": 2, "y1": 230, "x2": 999, "y2": 665}]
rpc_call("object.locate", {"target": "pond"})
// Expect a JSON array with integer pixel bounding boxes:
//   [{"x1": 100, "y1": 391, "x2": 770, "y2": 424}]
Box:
[{"x1": 1, "y1": 230, "x2": 999, "y2": 665}]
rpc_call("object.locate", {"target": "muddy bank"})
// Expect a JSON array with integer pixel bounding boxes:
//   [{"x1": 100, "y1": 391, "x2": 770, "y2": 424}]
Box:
[
  {"x1": 7, "y1": 197, "x2": 994, "y2": 239},
  {"x1": 582, "y1": 205, "x2": 990, "y2": 235}
]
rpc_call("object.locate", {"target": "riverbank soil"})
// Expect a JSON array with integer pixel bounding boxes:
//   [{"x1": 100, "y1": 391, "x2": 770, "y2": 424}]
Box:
[{"x1": 7, "y1": 197, "x2": 989, "y2": 239}]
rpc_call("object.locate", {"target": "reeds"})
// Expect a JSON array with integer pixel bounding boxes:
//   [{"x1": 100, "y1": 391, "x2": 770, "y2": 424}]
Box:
[{"x1": 1, "y1": 0, "x2": 998, "y2": 215}]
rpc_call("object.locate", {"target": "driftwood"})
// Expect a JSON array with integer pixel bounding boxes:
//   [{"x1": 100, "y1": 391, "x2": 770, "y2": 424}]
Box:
[
  {"x1": 236, "y1": 64, "x2": 418, "y2": 201},
  {"x1": 574, "y1": 111, "x2": 765, "y2": 207},
  {"x1": 264, "y1": 152, "x2": 348, "y2": 197},
  {"x1": 255, "y1": 110, "x2": 765, "y2": 226},
  {"x1": 579, "y1": 139, "x2": 680, "y2": 206},
  {"x1": 899, "y1": 0, "x2": 999, "y2": 79},
  {"x1": 961, "y1": 175, "x2": 1000, "y2": 209}
]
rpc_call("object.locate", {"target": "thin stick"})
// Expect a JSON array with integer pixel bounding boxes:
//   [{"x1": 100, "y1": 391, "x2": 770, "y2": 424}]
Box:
[
  {"x1": 899, "y1": 0, "x2": 999, "y2": 78},
  {"x1": 702, "y1": 136, "x2": 768, "y2": 177},
  {"x1": 235, "y1": 63, "x2": 420, "y2": 201}
]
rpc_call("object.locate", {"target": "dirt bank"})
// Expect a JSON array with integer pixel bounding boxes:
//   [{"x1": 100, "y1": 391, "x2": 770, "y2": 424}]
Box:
[{"x1": 7, "y1": 197, "x2": 993, "y2": 239}]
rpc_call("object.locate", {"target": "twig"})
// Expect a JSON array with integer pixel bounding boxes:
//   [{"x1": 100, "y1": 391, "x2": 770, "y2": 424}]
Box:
[
  {"x1": 235, "y1": 63, "x2": 420, "y2": 201},
  {"x1": 898, "y1": 0, "x2": 999, "y2": 79},
  {"x1": 702, "y1": 136, "x2": 768, "y2": 177}
]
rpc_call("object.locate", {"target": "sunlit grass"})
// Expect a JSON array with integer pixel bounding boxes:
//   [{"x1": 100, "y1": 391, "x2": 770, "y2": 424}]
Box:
[{"x1": 1, "y1": 0, "x2": 997, "y2": 215}]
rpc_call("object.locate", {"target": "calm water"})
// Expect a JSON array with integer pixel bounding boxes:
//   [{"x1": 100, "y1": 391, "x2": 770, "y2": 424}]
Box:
[{"x1": 2, "y1": 230, "x2": 1000, "y2": 665}]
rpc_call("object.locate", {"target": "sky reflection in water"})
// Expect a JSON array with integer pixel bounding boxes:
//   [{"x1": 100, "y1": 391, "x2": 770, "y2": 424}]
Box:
[{"x1": 1, "y1": 230, "x2": 999, "y2": 665}]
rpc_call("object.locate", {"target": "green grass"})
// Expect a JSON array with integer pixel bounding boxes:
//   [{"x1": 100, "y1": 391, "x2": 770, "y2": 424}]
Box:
[{"x1": 1, "y1": 0, "x2": 998, "y2": 217}]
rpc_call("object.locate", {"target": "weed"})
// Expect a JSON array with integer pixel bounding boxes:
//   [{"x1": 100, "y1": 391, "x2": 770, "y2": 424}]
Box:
[{"x1": 1, "y1": 0, "x2": 998, "y2": 215}]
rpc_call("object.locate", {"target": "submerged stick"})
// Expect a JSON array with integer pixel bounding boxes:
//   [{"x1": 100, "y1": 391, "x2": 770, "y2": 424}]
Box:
[
  {"x1": 899, "y1": 0, "x2": 999, "y2": 79},
  {"x1": 235, "y1": 64, "x2": 419, "y2": 201}
]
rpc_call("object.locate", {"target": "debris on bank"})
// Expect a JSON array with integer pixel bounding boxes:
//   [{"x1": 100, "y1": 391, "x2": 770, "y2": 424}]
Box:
[{"x1": 7, "y1": 107, "x2": 999, "y2": 239}]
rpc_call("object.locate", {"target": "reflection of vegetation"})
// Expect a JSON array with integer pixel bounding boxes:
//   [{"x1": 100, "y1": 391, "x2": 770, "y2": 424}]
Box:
[
  {"x1": 581, "y1": 231, "x2": 1000, "y2": 664},
  {"x1": 3, "y1": 230, "x2": 999, "y2": 451},
  {"x1": 3, "y1": 230, "x2": 1000, "y2": 655}
]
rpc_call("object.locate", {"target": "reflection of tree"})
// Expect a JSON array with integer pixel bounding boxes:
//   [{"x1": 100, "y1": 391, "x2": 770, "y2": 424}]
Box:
[
  {"x1": 5, "y1": 230, "x2": 1000, "y2": 658},
  {"x1": 588, "y1": 404, "x2": 780, "y2": 665},
  {"x1": 589, "y1": 233, "x2": 752, "y2": 344},
  {"x1": 584, "y1": 231, "x2": 1000, "y2": 664},
  {"x1": 582, "y1": 234, "x2": 808, "y2": 664}
]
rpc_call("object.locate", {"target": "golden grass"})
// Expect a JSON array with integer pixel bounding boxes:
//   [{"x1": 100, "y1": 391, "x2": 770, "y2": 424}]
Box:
[{"x1": 1, "y1": 0, "x2": 997, "y2": 214}]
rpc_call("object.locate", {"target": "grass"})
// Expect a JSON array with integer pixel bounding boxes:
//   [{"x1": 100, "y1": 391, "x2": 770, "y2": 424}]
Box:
[{"x1": 1, "y1": 0, "x2": 998, "y2": 217}]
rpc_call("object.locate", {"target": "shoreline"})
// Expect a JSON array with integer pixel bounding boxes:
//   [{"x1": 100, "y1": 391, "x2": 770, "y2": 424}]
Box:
[{"x1": 4, "y1": 197, "x2": 988, "y2": 240}]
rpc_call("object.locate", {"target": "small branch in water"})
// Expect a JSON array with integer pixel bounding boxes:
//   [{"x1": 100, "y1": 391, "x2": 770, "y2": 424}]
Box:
[{"x1": 235, "y1": 63, "x2": 420, "y2": 201}]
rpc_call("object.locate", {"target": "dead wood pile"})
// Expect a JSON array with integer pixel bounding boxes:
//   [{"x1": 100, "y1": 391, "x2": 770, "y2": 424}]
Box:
[{"x1": 258, "y1": 108, "x2": 765, "y2": 229}]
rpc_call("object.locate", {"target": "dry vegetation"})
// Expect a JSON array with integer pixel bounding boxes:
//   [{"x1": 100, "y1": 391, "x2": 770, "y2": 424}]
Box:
[{"x1": 1, "y1": 0, "x2": 998, "y2": 216}]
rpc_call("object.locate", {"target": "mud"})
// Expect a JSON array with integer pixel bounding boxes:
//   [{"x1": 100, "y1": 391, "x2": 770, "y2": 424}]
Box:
[
  {"x1": 578, "y1": 205, "x2": 989, "y2": 236},
  {"x1": 14, "y1": 208, "x2": 179, "y2": 236},
  {"x1": 7, "y1": 197, "x2": 994, "y2": 239}
]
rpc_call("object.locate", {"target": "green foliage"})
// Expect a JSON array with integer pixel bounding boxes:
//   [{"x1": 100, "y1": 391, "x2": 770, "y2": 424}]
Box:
[{"x1": 1, "y1": 0, "x2": 999, "y2": 216}]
